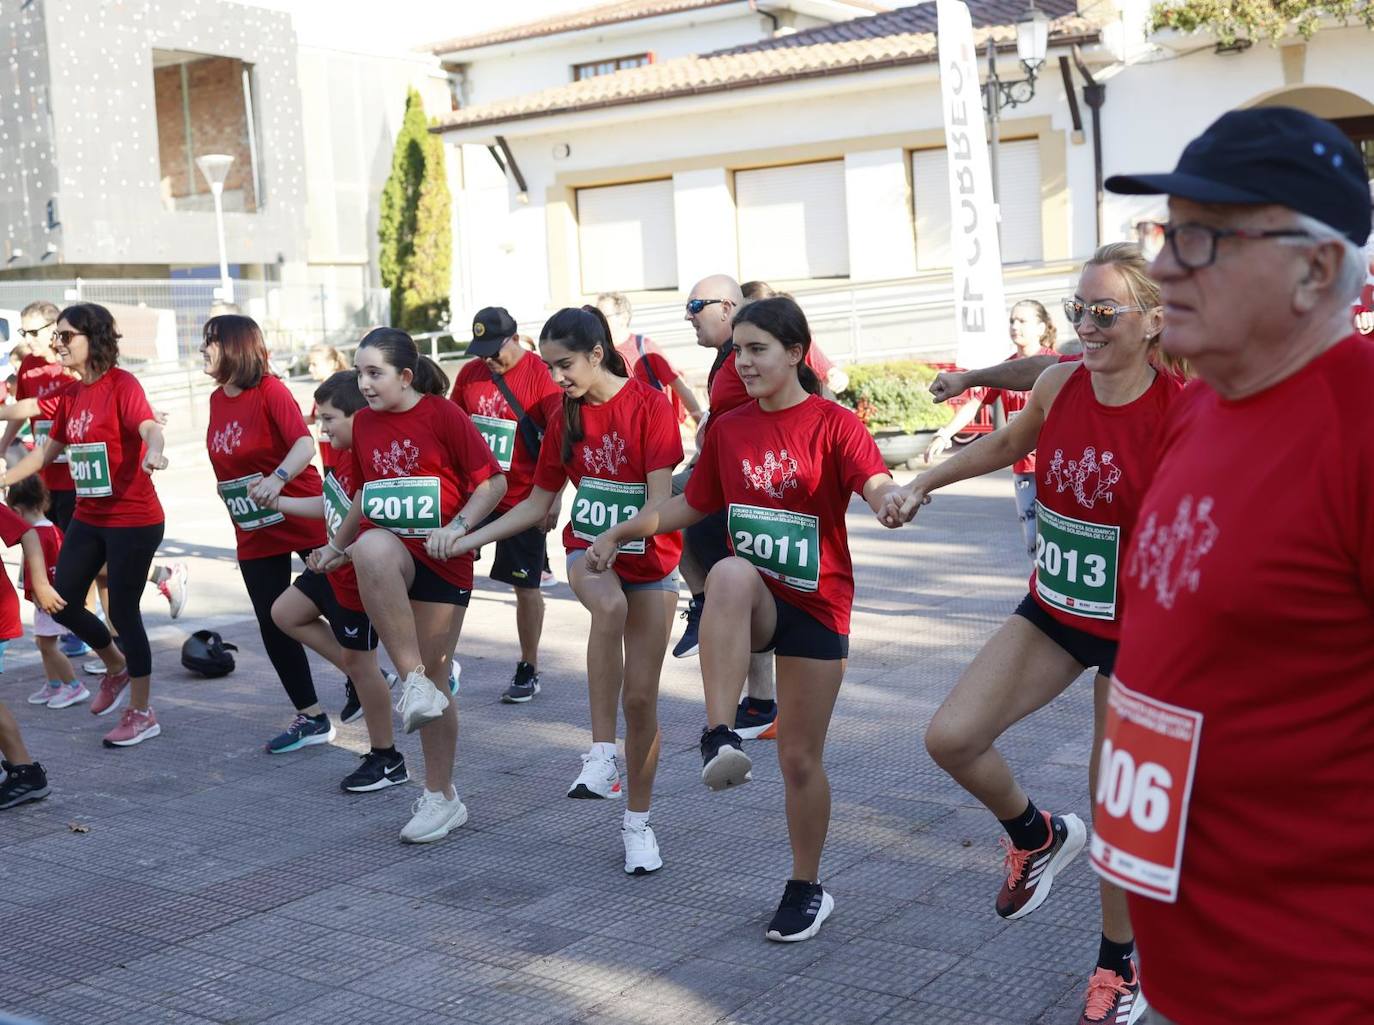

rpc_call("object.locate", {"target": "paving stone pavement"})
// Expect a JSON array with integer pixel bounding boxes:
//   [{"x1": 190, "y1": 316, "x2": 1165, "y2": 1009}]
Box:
[{"x1": 2, "y1": 452, "x2": 1109, "y2": 1025}]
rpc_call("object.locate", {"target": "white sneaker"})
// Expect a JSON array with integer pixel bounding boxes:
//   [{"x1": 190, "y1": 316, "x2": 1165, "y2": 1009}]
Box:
[
  {"x1": 394, "y1": 668, "x2": 449, "y2": 734},
  {"x1": 28, "y1": 682, "x2": 59, "y2": 704},
  {"x1": 47, "y1": 682, "x2": 90, "y2": 709},
  {"x1": 399, "y1": 788, "x2": 468, "y2": 844},
  {"x1": 567, "y1": 749, "x2": 622, "y2": 799},
  {"x1": 623, "y1": 824, "x2": 663, "y2": 875}
]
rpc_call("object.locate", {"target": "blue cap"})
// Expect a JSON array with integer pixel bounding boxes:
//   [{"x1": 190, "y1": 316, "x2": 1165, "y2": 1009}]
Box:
[{"x1": 1106, "y1": 106, "x2": 1371, "y2": 246}]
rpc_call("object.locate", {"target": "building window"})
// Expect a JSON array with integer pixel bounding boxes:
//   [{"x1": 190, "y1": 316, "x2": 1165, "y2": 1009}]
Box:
[
  {"x1": 576, "y1": 179, "x2": 678, "y2": 293},
  {"x1": 735, "y1": 160, "x2": 850, "y2": 281},
  {"x1": 152, "y1": 50, "x2": 263, "y2": 212},
  {"x1": 573, "y1": 54, "x2": 652, "y2": 81},
  {"x1": 911, "y1": 139, "x2": 1044, "y2": 269}
]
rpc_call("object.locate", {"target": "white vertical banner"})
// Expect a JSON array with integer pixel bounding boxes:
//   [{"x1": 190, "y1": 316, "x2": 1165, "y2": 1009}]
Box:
[{"x1": 936, "y1": 0, "x2": 1009, "y2": 369}]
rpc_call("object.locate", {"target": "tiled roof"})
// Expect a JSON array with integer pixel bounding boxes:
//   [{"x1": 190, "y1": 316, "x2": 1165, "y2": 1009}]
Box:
[
  {"x1": 433, "y1": 0, "x2": 1093, "y2": 132},
  {"x1": 428, "y1": 0, "x2": 891, "y2": 56}
]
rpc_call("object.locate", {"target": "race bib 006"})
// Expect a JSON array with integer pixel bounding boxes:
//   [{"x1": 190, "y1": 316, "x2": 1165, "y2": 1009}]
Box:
[
  {"x1": 727, "y1": 503, "x2": 820, "y2": 592},
  {"x1": 1090, "y1": 678, "x2": 1203, "y2": 903},
  {"x1": 361, "y1": 477, "x2": 442, "y2": 537},
  {"x1": 571, "y1": 477, "x2": 646, "y2": 555}
]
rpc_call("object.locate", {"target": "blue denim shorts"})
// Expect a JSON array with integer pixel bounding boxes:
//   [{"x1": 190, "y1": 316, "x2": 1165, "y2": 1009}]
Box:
[{"x1": 566, "y1": 549, "x2": 681, "y2": 593}]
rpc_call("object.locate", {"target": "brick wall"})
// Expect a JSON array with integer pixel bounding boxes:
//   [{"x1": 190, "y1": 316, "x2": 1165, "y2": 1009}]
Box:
[{"x1": 153, "y1": 56, "x2": 257, "y2": 210}]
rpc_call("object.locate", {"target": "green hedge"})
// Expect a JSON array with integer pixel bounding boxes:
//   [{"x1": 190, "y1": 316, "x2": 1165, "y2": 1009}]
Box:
[{"x1": 836, "y1": 360, "x2": 954, "y2": 434}]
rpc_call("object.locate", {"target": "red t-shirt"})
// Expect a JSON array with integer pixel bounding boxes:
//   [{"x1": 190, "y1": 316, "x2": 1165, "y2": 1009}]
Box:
[
  {"x1": 449, "y1": 351, "x2": 560, "y2": 512},
  {"x1": 533, "y1": 378, "x2": 683, "y2": 584},
  {"x1": 18, "y1": 519, "x2": 60, "y2": 602},
  {"x1": 1030, "y1": 364, "x2": 1182, "y2": 640},
  {"x1": 1106, "y1": 337, "x2": 1374, "y2": 1025},
  {"x1": 321, "y1": 458, "x2": 363, "y2": 612},
  {"x1": 686, "y1": 394, "x2": 886, "y2": 634},
  {"x1": 0, "y1": 504, "x2": 25, "y2": 639},
  {"x1": 49, "y1": 368, "x2": 163, "y2": 528},
  {"x1": 16, "y1": 354, "x2": 77, "y2": 492},
  {"x1": 616, "y1": 335, "x2": 687, "y2": 424},
  {"x1": 709, "y1": 346, "x2": 835, "y2": 423},
  {"x1": 989, "y1": 347, "x2": 1057, "y2": 475},
  {"x1": 208, "y1": 377, "x2": 326, "y2": 560},
  {"x1": 348, "y1": 394, "x2": 501, "y2": 590}
]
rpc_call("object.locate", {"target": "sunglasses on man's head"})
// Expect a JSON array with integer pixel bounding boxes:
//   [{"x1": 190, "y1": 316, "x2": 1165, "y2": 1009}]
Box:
[
  {"x1": 1062, "y1": 298, "x2": 1147, "y2": 330},
  {"x1": 686, "y1": 298, "x2": 725, "y2": 316},
  {"x1": 18, "y1": 321, "x2": 54, "y2": 339}
]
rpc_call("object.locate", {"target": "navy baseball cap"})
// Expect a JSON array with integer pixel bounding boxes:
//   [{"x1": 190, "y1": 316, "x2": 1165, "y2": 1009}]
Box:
[
  {"x1": 468, "y1": 306, "x2": 518, "y2": 358},
  {"x1": 1106, "y1": 106, "x2": 1371, "y2": 246}
]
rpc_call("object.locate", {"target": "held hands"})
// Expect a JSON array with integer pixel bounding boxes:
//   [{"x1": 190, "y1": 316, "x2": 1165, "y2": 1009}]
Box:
[
  {"x1": 928, "y1": 371, "x2": 968, "y2": 404},
  {"x1": 33, "y1": 581, "x2": 66, "y2": 615},
  {"x1": 891, "y1": 482, "x2": 932, "y2": 524},
  {"x1": 249, "y1": 473, "x2": 286, "y2": 506},
  {"x1": 584, "y1": 534, "x2": 619, "y2": 573},
  {"x1": 425, "y1": 524, "x2": 467, "y2": 561},
  {"x1": 309, "y1": 543, "x2": 348, "y2": 573}
]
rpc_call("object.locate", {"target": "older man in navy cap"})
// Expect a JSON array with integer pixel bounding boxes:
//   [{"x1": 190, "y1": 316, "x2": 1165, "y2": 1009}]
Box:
[{"x1": 1088, "y1": 108, "x2": 1373, "y2": 1025}]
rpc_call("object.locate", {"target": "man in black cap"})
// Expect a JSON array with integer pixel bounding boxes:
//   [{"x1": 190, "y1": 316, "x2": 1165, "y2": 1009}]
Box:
[
  {"x1": 450, "y1": 306, "x2": 561, "y2": 703},
  {"x1": 1085, "y1": 107, "x2": 1373, "y2": 1025}
]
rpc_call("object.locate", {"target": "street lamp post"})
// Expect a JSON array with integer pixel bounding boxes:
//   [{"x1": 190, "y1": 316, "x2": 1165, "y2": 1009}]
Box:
[
  {"x1": 196, "y1": 153, "x2": 235, "y2": 305},
  {"x1": 983, "y1": 1, "x2": 1050, "y2": 220}
]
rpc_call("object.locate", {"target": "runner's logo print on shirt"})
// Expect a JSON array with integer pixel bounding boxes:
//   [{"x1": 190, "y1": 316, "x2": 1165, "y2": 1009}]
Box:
[
  {"x1": 1128, "y1": 495, "x2": 1219, "y2": 609},
  {"x1": 582, "y1": 432, "x2": 628, "y2": 475},
  {"x1": 210, "y1": 421, "x2": 243, "y2": 455},
  {"x1": 475, "y1": 393, "x2": 507, "y2": 419},
  {"x1": 741, "y1": 449, "x2": 800, "y2": 500},
  {"x1": 1045, "y1": 446, "x2": 1121, "y2": 509},
  {"x1": 68, "y1": 409, "x2": 94, "y2": 441},
  {"x1": 372, "y1": 439, "x2": 421, "y2": 477}
]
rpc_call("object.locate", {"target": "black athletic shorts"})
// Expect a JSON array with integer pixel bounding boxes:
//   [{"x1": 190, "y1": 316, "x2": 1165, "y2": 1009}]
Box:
[
  {"x1": 754, "y1": 592, "x2": 849, "y2": 662},
  {"x1": 1013, "y1": 593, "x2": 1118, "y2": 677},
  {"x1": 292, "y1": 569, "x2": 378, "y2": 651},
  {"x1": 409, "y1": 558, "x2": 472, "y2": 607},
  {"x1": 47, "y1": 487, "x2": 76, "y2": 532},
  {"x1": 478, "y1": 511, "x2": 546, "y2": 590},
  {"x1": 685, "y1": 506, "x2": 732, "y2": 573}
]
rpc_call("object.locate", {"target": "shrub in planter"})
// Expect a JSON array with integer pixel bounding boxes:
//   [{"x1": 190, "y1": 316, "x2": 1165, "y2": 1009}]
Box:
[{"x1": 836, "y1": 360, "x2": 954, "y2": 435}]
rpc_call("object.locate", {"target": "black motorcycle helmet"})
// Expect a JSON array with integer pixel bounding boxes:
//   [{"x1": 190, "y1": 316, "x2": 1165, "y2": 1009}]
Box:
[{"x1": 181, "y1": 630, "x2": 237, "y2": 678}]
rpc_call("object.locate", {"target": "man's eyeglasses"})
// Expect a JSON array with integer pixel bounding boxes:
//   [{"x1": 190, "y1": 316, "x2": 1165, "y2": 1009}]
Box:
[
  {"x1": 1136, "y1": 220, "x2": 1314, "y2": 270},
  {"x1": 1062, "y1": 298, "x2": 1148, "y2": 330},
  {"x1": 53, "y1": 330, "x2": 84, "y2": 346},
  {"x1": 18, "y1": 320, "x2": 54, "y2": 339},
  {"x1": 686, "y1": 298, "x2": 725, "y2": 316}
]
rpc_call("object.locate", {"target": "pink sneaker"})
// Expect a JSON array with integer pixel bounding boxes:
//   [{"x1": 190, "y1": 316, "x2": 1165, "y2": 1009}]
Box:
[
  {"x1": 28, "y1": 682, "x2": 60, "y2": 705},
  {"x1": 89, "y1": 669, "x2": 131, "y2": 717},
  {"x1": 47, "y1": 682, "x2": 90, "y2": 709},
  {"x1": 103, "y1": 706, "x2": 160, "y2": 747}
]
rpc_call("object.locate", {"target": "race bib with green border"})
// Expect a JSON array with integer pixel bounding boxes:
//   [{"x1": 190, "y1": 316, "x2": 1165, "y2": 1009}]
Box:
[
  {"x1": 67, "y1": 442, "x2": 113, "y2": 498},
  {"x1": 1034, "y1": 502, "x2": 1120, "y2": 620},
  {"x1": 727, "y1": 503, "x2": 820, "y2": 592},
  {"x1": 571, "y1": 477, "x2": 646, "y2": 555},
  {"x1": 216, "y1": 473, "x2": 286, "y2": 532},
  {"x1": 33, "y1": 420, "x2": 67, "y2": 463},
  {"x1": 322, "y1": 472, "x2": 352, "y2": 540},
  {"x1": 471, "y1": 414, "x2": 517, "y2": 472},
  {"x1": 361, "y1": 477, "x2": 442, "y2": 537}
]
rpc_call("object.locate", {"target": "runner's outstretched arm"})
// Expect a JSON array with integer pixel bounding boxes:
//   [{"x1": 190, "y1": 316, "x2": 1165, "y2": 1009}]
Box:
[
  {"x1": 584, "y1": 493, "x2": 705, "y2": 572},
  {"x1": 929, "y1": 354, "x2": 1059, "y2": 403},
  {"x1": 454, "y1": 485, "x2": 557, "y2": 555}
]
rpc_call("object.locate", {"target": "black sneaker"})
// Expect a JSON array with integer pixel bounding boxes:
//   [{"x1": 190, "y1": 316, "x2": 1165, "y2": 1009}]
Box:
[
  {"x1": 341, "y1": 750, "x2": 409, "y2": 793},
  {"x1": 340, "y1": 679, "x2": 363, "y2": 724},
  {"x1": 501, "y1": 662, "x2": 541, "y2": 704},
  {"x1": 733, "y1": 698, "x2": 777, "y2": 741},
  {"x1": 0, "y1": 761, "x2": 51, "y2": 810},
  {"x1": 766, "y1": 879, "x2": 834, "y2": 942},
  {"x1": 699, "y1": 724, "x2": 752, "y2": 791},
  {"x1": 672, "y1": 599, "x2": 702, "y2": 659}
]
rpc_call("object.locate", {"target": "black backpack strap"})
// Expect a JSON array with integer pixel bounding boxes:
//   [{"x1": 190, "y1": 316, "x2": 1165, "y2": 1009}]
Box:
[
  {"x1": 490, "y1": 371, "x2": 544, "y2": 459},
  {"x1": 634, "y1": 335, "x2": 662, "y2": 391}
]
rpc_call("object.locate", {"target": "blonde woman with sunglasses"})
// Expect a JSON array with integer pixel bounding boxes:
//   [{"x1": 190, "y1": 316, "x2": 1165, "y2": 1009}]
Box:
[{"x1": 889, "y1": 243, "x2": 1182, "y2": 1025}]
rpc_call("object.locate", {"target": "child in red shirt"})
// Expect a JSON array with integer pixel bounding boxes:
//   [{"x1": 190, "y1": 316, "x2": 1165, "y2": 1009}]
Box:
[{"x1": 8, "y1": 476, "x2": 86, "y2": 709}]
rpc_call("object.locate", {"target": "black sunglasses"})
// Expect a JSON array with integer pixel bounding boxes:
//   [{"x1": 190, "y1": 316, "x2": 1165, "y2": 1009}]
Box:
[
  {"x1": 686, "y1": 298, "x2": 726, "y2": 316},
  {"x1": 18, "y1": 320, "x2": 54, "y2": 339},
  {"x1": 53, "y1": 330, "x2": 85, "y2": 346},
  {"x1": 1062, "y1": 298, "x2": 1147, "y2": 330}
]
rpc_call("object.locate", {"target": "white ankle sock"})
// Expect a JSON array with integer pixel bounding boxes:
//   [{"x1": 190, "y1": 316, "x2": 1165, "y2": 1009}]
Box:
[
  {"x1": 623, "y1": 809, "x2": 650, "y2": 831},
  {"x1": 591, "y1": 742, "x2": 617, "y2": 761}
]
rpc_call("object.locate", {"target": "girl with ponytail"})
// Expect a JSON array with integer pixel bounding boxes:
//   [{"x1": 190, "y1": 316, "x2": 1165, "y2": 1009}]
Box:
[
  {"x1": 456, "y1": 305, "x2": 684, "y2": 876},
  {"x1": 312, "y1": 327, "x2": 506, "y2": 845}
]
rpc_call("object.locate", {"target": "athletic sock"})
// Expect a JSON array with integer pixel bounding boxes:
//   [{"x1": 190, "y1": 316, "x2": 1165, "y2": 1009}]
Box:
[
  {"x1": 308, "y1": 712, "x2": 329, "y2": 723},
  {"x1": 747, "y1": 698, "x2": 776, "y2": 714},
  {"x1": 1097, "y1": 935, "x2": 1135, "y2": 976},
  {"x1": 371, "y1": 745, "x2": 398, "y2": 758},
  {"x1": 623, "y1": 809, "x2": 650, "y2": 831},
  {"x1": 591, "y1": 741, "x2": 617, "y2": 761},
  {"x1": 999, "y1": 798, "x2": 1050, "y2": 851},
  {"x1": 691, "y1": 592, "x2": 705, "y2": 608}
]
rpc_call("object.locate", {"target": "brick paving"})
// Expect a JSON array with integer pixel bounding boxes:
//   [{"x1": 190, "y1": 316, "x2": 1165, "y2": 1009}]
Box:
[{"x1": 3, "y1": 452, "x2": 1106, "y2": 1025}]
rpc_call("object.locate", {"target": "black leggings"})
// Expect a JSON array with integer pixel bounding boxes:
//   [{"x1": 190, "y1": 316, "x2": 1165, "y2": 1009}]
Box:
[
  {"x1": 239, "y1": 551, "x2": 318, "y2": 711},
  {"x1": 52, "y1": 519, "x2": 164, "y2": 678}
]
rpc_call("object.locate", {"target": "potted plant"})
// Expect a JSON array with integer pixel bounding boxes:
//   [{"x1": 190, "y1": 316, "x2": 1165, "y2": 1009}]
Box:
[{"x1": 836, "y1": 360, "x2": 955, "y2": 469}]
